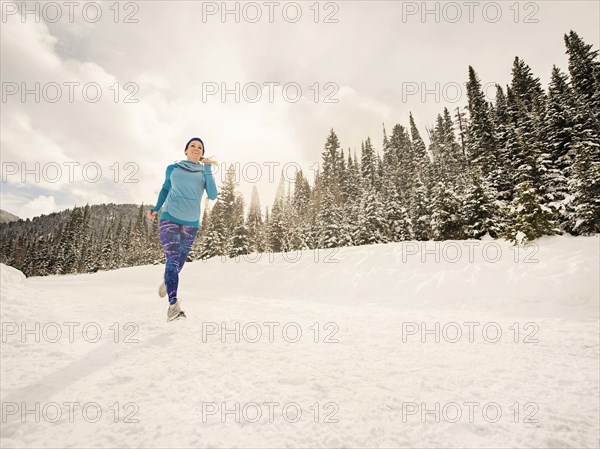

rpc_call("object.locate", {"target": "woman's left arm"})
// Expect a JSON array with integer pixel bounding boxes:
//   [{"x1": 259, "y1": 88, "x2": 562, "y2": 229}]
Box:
[{"x1": 204, "y1": 163, "x2": 218, "y2": 200}]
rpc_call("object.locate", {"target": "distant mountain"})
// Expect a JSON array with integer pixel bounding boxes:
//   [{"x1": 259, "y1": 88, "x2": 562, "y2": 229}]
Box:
[
  {"x1": 0, "y1": 209, "x2": 20, "y2": 224},
  {"x1": 0, "y1": 203, "x2": 156, "y2": 277}
]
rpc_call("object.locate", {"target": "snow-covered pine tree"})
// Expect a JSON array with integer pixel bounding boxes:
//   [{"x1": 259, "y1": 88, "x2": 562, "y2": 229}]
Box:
[
  {"x1": 99, "y1": 216, "x2": 114, "y2": 270},
  {"x1": 510, "y1": 57, "x2": 547, "y2": 114},
  {"x1": 381, "y1": 124, "x2": 412, "y2": 242},
  {"x1": 127, "y1": 204, "x2": 148, "y2": 266},
  {"x1": 77, "y1": 204, "x2": 93, "y2": 273},
  {"x1": 382, "y1": 176, "x2": 413, "y2": 241},
  {"x1": 190, "y1": 207, "x2": 210, "y2": 261},
  {"x1": 290, "y1": 170, "x2": 313, "y2": 250},
  {"x1": 32, "y1": 235, "x2": 52, "y2": 276},
  {"x1": 361, "y1": 137, "x2": 378, "y2": 191},
  {"x1": 316, "y1": 130, "x2": 353, "y2": 249},
  {"x1": 409, "y1": 113, "x2": 431, "y2": 184},
  {"x1": 229, "y1": 195, "x2": 250, "y2": 258},
  {"x1": 200, "y1": 201, "x2": 226, "y2": 259},
  {"x1": 509, "y1": 58, "x2": 551, "y2": 196},
  {"x1": 428, "y1": 109, "x2": 466, "y2": 191},
  {"x1": 410, "y1": 178, "x2": 432, "y2": 241},
  {"x1": 21, "y1": 238, "x2": 35, "y2": 276},
  {"x1": 466, "y1": 66, "x2": 498, "y2": 180},
  {"x1": 389, "y1": 123, "x2": 414, "y2": 195},
  {"x1": 279, "y1": 182, "x2": 296, "y2": 252},
  {"x1": 55, "y1": 206, "x2": 83, "y2": 274},
  {"x1": 267, "y1": 173, "x2": 286, "y2": 253},
  {"x1": 564, "y1": 30, "x2": 600, "y2": 125},
  {"x1": 568, "y1": 114, "x2": 600, "y2": 234},
  {"x1": 147, "y1": 212, "x2": 163, "y2": 264},
  {"x1": 83, "y1": 236, "x2": 99, "y2": 272},
  {"x1": 491, "y1": 84, "x2": 517, "y2": 204},
  {"x1": 353, "y1": 184, "x2": 388, "y2": 245},
  {"x1": 212, "y1": 164, "x2": 243, "y2": 255},
  {"x1": 441, "y1": 107, "x2": 468, "y2": 186},
  {"x1": 454, "y1": 105, "x2": 469, "y2": 165},
  {"x1": 564, "y1": 31, "x2": 600, "y2": 234},
  {"x1": 321, "y1": 129, "x2": 344, "y2": 202},
  {"x1": 541, "y1": 66, "x2": 578, "y2": 228},
  {"x1": 340, "y1": 148, "x2": 362, "y2": 237},
  {"x1": 505, "y1": 180, "x2": 559, "y2": 243},
  {"x1": 431, "y1": 181, "x2": 465, "y2": 240},
  {"x1": 10, "y1": 235, "x2": 28, "y2": 274},
  {"x1": 118, "y1": 218, "x2": 132, "y2": 268},
  {"x1": 305, "y1": 171, "x2": 322, "y2": 250},
  {"x1": 375, "y1": 152, "x2": 385, "y2": 194},
  {"x1": 317, "y1": 187, "x2": 343, "y2": 248},
  {"x1": 463, "y1": 169, "x2": 501, "y2": 238},
  {"x1": 382, "y1": 124, "x2": 399, "y2": 180},
  {"x1": 246, "y1": 186, "x2": 266, "y2": 253}
]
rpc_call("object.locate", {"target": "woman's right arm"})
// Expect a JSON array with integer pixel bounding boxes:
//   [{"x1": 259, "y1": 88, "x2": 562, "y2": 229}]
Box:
[{"x1": 150, "y1": 165, "x2": 174, "y2": 213}]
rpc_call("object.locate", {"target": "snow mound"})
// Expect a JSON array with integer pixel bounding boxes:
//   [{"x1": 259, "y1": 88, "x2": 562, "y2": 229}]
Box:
[
  {"x1": 0, "y1": 263, "x2": 26, "y2": 290},
  {"x1": 180, "y1": 235, "x2": 599, "y2": 320}
]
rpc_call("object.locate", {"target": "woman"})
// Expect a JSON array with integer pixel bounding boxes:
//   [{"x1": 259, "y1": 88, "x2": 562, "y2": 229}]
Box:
[{"x1": 147, "y1": 137, "x2": 218, "y2": 321}]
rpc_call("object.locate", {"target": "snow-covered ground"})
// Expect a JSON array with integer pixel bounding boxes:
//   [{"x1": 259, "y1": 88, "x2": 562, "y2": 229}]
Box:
[{"x1": 1, "y1": 236, "x2": 599, "y2": 448}]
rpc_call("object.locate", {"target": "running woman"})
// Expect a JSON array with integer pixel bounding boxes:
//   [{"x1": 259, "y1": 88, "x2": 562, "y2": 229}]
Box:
[{"x1": 147, "y1": 137, "x2": 218, "y2": 321}]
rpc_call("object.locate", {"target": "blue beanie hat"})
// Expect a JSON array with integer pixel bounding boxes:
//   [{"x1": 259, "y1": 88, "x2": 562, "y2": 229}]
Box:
[{"x1": 184, "y1": 137, "x2": 205, "y2": 155}]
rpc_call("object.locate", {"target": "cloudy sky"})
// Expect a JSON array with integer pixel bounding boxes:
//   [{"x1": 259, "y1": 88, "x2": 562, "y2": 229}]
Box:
[{"x1": 1, "y1": 0, "x2": 598, "y2": 219}]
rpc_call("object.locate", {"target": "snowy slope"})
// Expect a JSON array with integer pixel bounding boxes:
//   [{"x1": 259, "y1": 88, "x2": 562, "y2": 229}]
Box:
[
  {"x1": 1, "y1": 236, "x2": 599, "y2": 448},
  {"x1": 0, "y1": 209, "x2": 20, "y2": 224}
]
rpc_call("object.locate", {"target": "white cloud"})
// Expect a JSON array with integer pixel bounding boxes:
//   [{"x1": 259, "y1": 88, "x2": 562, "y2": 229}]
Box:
[{"x1": 18, "y1": 195, "x2": 57, "y2": 220}]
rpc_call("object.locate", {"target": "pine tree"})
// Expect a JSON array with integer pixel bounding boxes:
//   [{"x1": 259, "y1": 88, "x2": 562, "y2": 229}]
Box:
[
  {"x1": 389, "y1": 123, "x2": 414, "y2": 195},
  {"x1": 563, "y1": 31, "x2": 600, "y2": 234},
  {"x1": 506, "y1": 181, "x2": 559, "y2": 243},
  {"x1": 511, "y1": 57, "x2": 546, "y2": 114},
  {"x1": 410, "y1": 179, "x2": 432, "y2": 240},
  {"x1": 466, "y1": 66, "x2": 498, "y2": 178},
  {"x1": 200, "y1": 201, "x2": 226, "y2": 259},
  {"x1": 290, "y1": 170, "x2": 314, "y2": 250},
  {"x1": 409, "y1": 113, "x2": 430, "y2": 183},
  {"x1": 491, "y1": 84, "x2": 517, "y2": 203},
  {"x1": 317, "y1": 188, "x2": 343, "y2": 248},
  {"x1": 148, "y1": 212, "x2": 163, "y2": 264},
  {"x1": 569, "y1": 123, "x2": 600, "y2": 234},
  {"x1": 321, "y1": 129, "x2": 343, "y2": 201},
  {"x1": 509, "y1": 58, "x2": 550, "y2": 194},
  {"x1": 128, "y1": 204, "x2": 148, "y2": 265},
  {"x1": 217, "y1": 164, "x2": 240, "y2": 254},
  {"x1": 229, "y1": 195, "x2": 250, "y2": 257},
  {"x1": 32, "y1": 236, "x2": 52, "y2": 276},
  {"x1": 542, "y1": 66, "x2": 578, "y2": 226},
  {"x1": 382, "y1": 177, "x2": 413, "y2": 241},
  {"x1": 268, "y1": 174, "x2": 286, "y2": 253},
  {"x1": 463, "y1": 170, "x2": 501, "y2": 238},
  {"x1": 564, "y1": 30, "x2": 600, "y2": 124},
  {"x1": 361, "y1": 137, "x2": 378, "y2": 190},
  {"x1": 354, "y1": 185, "x2": 388, "y2": 245},
  {"x1": 431, "y1": 182, "x2": 464, "y2": 240},
  {"x1": 77, "y1": 204, "x2": 97, "y2": 273},
  {"x1": 55, "y1": 207, "x2": 83, "y2": 274},
  {"x1": 246, "y1": 186, "x2": 266, "y2": 253}
]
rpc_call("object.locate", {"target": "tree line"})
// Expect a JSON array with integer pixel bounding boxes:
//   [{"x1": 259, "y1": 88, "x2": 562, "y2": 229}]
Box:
[{"x1": 1, "y1": 30, "x2": 598, "y2": 277}]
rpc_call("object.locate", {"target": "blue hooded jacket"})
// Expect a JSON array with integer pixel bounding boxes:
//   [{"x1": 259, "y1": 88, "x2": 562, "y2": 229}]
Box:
[{"x1": 151, "y1": 160, "x2": 218, "y2": 227}]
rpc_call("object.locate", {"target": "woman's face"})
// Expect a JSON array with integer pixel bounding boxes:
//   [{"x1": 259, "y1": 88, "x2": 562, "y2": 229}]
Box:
[{"x1": 185, "y1": 140, "x2": 204, "y2": 163}]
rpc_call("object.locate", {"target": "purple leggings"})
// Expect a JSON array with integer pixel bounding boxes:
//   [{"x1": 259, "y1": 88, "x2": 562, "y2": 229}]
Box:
[{"x1": 159, "y1": 219, "x2": 198, "y2": 305}]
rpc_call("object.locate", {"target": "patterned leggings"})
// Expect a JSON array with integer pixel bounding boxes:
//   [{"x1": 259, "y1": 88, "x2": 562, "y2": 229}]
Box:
[{"x1": 159, "y1": 219, "x2": 198, "y2": 305}]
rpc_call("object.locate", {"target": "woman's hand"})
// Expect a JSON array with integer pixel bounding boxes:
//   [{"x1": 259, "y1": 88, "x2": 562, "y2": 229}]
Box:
[
  {"x1": 201, "y1": 157, "x2": 217, "y2": 165},
  {"x1": 146, "y1": 210, "x2": 157, "y2": 220}
]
